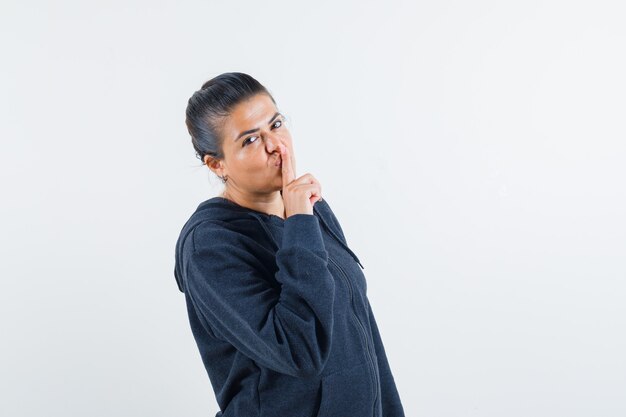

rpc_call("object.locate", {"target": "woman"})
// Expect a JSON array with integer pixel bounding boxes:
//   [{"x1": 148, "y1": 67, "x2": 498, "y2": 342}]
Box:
[{"x1": 174, "y1": 72, "x2": 405, "y2": 417}]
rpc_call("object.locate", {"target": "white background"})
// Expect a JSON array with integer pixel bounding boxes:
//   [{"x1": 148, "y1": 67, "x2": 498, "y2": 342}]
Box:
[{"x1": 2, "y1": 0, "x2": 625, "y2": 416}]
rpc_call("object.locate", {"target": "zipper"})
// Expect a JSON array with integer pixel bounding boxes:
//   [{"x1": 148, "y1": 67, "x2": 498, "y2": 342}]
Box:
[
  {"x1": 245, "y1": 209, "x2": 377, "y2": 411},
  {"x1": 327, "y1": 255, "x2": 379, "y2": 414}
]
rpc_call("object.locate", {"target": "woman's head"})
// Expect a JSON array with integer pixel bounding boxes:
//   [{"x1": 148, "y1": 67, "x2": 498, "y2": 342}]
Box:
[{"x1": 185, "y1": 72, "x2": 294, "y2": 196}]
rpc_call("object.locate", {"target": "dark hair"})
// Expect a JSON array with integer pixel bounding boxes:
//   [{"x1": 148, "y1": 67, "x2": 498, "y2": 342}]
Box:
[{"x1": 185, "y1": 72, "x2": 276, "y2": 165}]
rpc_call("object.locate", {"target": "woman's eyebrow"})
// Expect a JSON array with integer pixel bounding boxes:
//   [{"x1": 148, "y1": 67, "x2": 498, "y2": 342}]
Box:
[{"x1": 234, "y1": 112, "x2": 283, "y2": 142}]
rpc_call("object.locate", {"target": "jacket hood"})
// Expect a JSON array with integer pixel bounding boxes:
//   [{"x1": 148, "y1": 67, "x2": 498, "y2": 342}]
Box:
[{"x1": 174, "y1": 196, "x2": 363, "y2": 293}]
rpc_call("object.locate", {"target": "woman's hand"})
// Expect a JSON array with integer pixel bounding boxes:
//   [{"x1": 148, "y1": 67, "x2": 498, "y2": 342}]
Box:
[{"x1": 279, "y1": 144, "x2": 322, "y2": 217}]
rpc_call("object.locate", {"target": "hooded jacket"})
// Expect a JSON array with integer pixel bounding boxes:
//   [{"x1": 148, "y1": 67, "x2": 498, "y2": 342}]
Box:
[{"x1": 174, "y1": 196, "x2": 405, "y2": 417}]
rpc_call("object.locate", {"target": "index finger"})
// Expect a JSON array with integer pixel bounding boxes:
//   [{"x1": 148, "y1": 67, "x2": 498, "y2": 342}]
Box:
[{"x1": 280, "y1": 144, "x2": 295, "y2": 188}]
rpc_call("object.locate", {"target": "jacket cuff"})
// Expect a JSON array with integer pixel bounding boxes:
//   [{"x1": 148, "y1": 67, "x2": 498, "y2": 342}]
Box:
[{"x1": 282, "y1": 214, "x2": 326, "y2": 252}]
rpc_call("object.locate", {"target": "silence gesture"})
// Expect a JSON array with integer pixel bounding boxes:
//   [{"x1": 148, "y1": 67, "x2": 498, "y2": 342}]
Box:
[{"x1": 279, "y1": 144, "x2": 322, "y2": 217}]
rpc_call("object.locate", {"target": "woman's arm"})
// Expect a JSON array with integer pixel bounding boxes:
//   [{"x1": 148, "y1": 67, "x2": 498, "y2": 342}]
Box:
[
  {"x1": 183, "y1": 213, "x2": 335, "y2": 378},
  {"x1": 367, "y1": 298, "x2": 406, "y2": 417}
]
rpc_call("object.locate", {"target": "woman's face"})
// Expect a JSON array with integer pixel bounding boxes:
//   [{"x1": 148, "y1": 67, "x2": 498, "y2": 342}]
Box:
[{"x1": 206, "y1": 93, "x2": 295, "y2": 195}]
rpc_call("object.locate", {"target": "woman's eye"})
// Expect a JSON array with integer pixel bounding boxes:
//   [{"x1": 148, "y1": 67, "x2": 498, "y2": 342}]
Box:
[
  {"x1": 242, "y1": 136, "x2": 258, "y2": 147},
  {"x1": 242, "y1": 120, "x2": 283, "y2": 147}
]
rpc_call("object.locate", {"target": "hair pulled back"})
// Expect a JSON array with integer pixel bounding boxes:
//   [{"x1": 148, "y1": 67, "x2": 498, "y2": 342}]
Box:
[{"x1": 185, "y1": 72, "x2": 276, "y2": 164}]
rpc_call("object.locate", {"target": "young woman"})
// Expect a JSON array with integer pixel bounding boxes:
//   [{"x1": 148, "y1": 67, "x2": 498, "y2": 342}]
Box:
[{"x1": 174, "y1": 72, "x2": 405, "y2": 417}]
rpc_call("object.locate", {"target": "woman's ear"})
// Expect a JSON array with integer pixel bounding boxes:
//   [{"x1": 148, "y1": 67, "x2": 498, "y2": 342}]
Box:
[{"x1": 204, "y1": 155, "x2": 226, "y2": 178}]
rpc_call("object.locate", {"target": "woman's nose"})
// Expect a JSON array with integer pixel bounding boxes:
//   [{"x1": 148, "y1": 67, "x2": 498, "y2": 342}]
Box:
[{"x1": 264, "y1": 134, "x2": 284, "y2": 150}]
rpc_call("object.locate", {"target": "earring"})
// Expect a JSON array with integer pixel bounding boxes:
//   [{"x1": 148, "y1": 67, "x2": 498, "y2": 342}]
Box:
[{"x1": 220, "y1": 174, "x2": 228, "y2": 183}]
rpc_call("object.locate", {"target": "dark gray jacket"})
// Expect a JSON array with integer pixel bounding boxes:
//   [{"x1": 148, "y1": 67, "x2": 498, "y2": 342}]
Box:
[{"x1": 174, "y1": 196, "x2": 405, "y2": 417}]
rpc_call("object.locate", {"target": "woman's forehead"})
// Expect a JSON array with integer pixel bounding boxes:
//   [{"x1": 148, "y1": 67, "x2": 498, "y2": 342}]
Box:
[{"x1": 222, "y1": 94, "x2": 279, "y2": 141}]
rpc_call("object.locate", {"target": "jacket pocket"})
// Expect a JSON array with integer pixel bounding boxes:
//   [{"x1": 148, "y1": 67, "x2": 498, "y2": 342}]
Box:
[{"x1": 316, "y1": 361, "x2": 375, "y2": 417}]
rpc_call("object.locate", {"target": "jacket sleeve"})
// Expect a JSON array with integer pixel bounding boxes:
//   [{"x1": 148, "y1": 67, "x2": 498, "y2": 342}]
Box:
[
  {"x1": 184, "y1": 213, "x2": 335, "y2": 378},
  {"x1": 367, "y1": 298, "x2": 405, "y2": 417}
]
